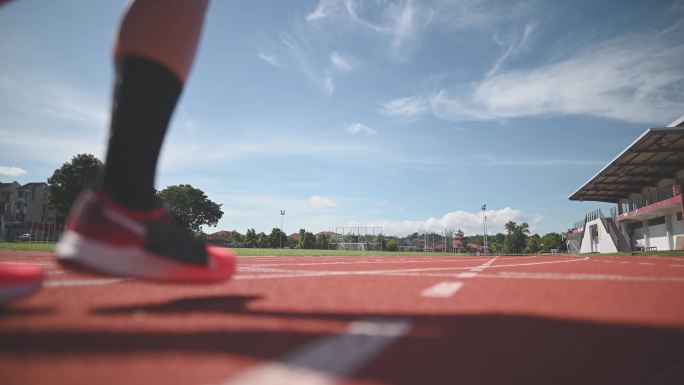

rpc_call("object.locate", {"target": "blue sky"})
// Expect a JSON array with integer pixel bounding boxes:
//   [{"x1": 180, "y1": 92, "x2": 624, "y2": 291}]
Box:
[{"x1": 1, "y1": 0, "x2": 683, "y2": 236}]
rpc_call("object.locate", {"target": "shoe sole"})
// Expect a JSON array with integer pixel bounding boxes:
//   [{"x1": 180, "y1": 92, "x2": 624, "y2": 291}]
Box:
[
  {"x1": 0, "y1": 280, "x2": 42, "y2": 303},
  {"x1": 57, "y1": 231, "x2": 233, "y2": 283}
]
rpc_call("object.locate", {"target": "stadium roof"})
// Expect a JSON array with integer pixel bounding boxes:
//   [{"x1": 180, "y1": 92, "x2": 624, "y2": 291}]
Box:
[{"x1": 569, "y1": 117, "x2": 684, "y2": 203}]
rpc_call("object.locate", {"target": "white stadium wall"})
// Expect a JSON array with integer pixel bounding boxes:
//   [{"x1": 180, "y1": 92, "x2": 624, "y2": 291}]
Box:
[
  {"x1": 579, "y1": 219, "x2": 618, "y2": 253},
  {"x1": 648, "y1": 222, "x2": 669, "y2": 251}
]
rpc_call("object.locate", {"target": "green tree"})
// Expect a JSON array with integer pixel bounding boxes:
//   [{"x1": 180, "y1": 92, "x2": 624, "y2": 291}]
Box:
[
  {"x1": 244, "y1": 228, "x2": 257, "y2": 248},
  {"x1": 386, "y1": 239, "x2": 398, "y2": 252},
  {"x1": 488, "y1": 233, "x2": 506, "y2": 254},
  {"x1": 526, "y1": 234, "x2": 542, "y2": 254},
  {"x1": 300, "y1": 231, "x2": 316, "y2": 249},
  {"x1": 157, "y1": 185, "x2": 223, "y2": 232},
  {"x1": 256, "y1": 232, "x2": 269, "y2": 248},
  {"x1": 47, "y1": 154, "x2": 103, "y2": 222},
  {"x1": 541, "y1": 232, "x2": 566, "y2": 252},
  {"x1": 315, "y1": 233, "x2": 330, "y2": 249},
  {"x1": 504, "y1": 221, "x2": 530, "y2": 254},
  {"x1": 269, "y1": 227, "x2": 288, "y2": 248}
]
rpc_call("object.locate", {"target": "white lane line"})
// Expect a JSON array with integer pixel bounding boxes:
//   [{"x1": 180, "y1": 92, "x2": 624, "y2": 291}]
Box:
[
  {"x1": 220, "y1": 318, "x2": 412, "y2": 385},
  {"x1": 639, "y1": 262, "x2": 655, "y2": 266},
  {"x1": 456, "y1": 272, "x2": 478, "y2": 278},
  {"x1": 248, "y1": 258, "x2": 493, "y2": 268},
  {"x1": 45, "y1": 278, "x2": 128, "y2": 287},
  {"x1": 670, "y1": 264, "x2": 684, "y2": 268},
  {"x1": 235, "y1": 256, "x2": 589, "y2": 281},
  {"x1": 490, "y1": 271, "x2": 684, "y2": 283},
  {"x1": 470, "y1": 268, "x2": 484, "y2": 272},
  {"x1": 421, "y1": 281, "x2": 464, "y2": 298}
]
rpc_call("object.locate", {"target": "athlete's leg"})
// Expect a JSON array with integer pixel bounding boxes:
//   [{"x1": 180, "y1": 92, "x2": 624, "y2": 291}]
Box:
[
  {"x1": 57, "y1": 0, "x2": 235, "y2": 282},
  {"x1": 104, "y1": 0, "x2": 208, "y2": 210}
]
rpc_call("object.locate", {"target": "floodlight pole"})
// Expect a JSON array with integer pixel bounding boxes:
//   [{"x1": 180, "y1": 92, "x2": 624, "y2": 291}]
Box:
[
  {"x1": 280, "y1": 210, "x2": 285, "y2": 248},
  {"x1": 482, "y1": 204, "x2": 488, "y2": 255}
]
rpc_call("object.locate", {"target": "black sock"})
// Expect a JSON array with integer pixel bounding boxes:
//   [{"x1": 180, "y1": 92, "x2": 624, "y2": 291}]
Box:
[{"x1": 102, "y1": 56, "x2": 183, "y2": 210}]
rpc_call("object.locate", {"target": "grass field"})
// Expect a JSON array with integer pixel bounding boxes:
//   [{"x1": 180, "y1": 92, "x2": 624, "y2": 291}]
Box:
[
  {"x1": 0, "y1": 242, "x2": 467, "y2": 256},
  {"x1": 3, "y1": 241, "x2": 683, "y2": 256}
]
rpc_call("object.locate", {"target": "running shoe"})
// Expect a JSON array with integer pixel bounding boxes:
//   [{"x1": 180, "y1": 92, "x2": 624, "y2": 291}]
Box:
[
  {"x1": 0, "y1": 263, "x2": 44, "y2": 303},
  {"x1": 57, "y1": 188, "x2": 236, "y2": 282}
]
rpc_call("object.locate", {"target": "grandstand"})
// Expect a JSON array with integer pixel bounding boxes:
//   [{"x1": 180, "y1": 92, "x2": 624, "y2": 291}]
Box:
[{"x1": 567, "y1": 116, "x2": 684, "y2": 253}]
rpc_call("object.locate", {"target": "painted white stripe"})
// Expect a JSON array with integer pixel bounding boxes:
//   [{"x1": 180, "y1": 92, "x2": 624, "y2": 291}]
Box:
[
  {"x1": 492, "y1": 271, "x2": 684, "y2": 283},
  {"x1": 421, "y1": 281, "x2": 464, "y2": 297},
  {"x1": 45, "y1": 278, "x2": 128, "y2": 287},
  {"x1": 456, "y1": 272, "x2": 478, "y2": 278},
  {"x1": 470, "y1": 268, "x2": 484, "y2": 272},
  {"x1": 639, "y1": 262, "x2": 655, "y2": 266},
  {"x1": 236, "y1": 257, "x2": 589, "y2": 281},
  {"x1": 671, "y1": 264, "x2": 684, "y2": 268},
  {"x1": 220, "y1": 318, "x2": 412, "y2": 385}
]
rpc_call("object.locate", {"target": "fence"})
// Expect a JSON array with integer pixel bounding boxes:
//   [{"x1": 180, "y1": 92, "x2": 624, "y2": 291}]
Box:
[
  {"x1": 1, "y1": 222, "x2": 65, "y2": 243},
  {"x1": 620, "y1": 184, "x2": 677, "y2": 214}
]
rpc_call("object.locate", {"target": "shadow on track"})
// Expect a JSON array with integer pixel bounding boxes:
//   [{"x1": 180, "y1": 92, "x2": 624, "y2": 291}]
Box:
[
  {"x1": 92, "y1": 295, "x2": 263, "y2": 315},
  {"x1": 0, "y1": 306, "x2": 56, "y2": 317},
  {"x1": 1, "y1": 295, "x2": 683, "y2": 385}
]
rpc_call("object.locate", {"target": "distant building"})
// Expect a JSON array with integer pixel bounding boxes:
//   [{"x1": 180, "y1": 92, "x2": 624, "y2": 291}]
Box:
[
  {"x1": 452, "y1": 229, "x2": 466, "y2": 249},
  {"x1": 1, "y1": 181, "x2": 58, "y2": 240},
  {"x1": 567, "y1": 116, "x2": 684, "y2": 253}
]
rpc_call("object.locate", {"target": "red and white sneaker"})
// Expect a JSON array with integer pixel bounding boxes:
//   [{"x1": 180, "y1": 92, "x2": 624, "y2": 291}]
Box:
[
  {"x1": 57, "y1": 189, "x2": 236, "y2": 282},
  {"x1": 0, "y1": 263, "x2": 43, "y2": 303}
]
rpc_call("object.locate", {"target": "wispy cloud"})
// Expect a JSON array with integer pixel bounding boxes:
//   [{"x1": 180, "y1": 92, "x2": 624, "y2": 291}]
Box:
[
  {"x1": 259, "y1": 21, "x2": 338, "y2": 94},
  {"x1": 380, "y1": 96, "x2": 428, "y2": 120},
  {"x1": 0, "y1": 166, "x2": 27, "y2": 177},
  {"x1": 306, "y1": 0, "x2": 530, "y2": 61},
  {"x1": 330, "y1": 51, "x2": 356, "y2": 72},
  {"x1": 344, "y1": 122, "x2": 378, "y2": 135},
  {"x1": 258, "y1": 52, "x2": 280, "y2": 67},
  {"x1": 429, "y1": 23, "x2": 684, "y2": 123},
  {"x1": 475, "y1": 154, "x2": 605, "y2": 167},
  {"x1": 0, "y1": 74, "x2": 108, "y2": 128},
  {"x1": 307, "y1": 0, "x2": 423, "y2": 60},
  {"x1": 310, "y1": 195, "x2": 339, "y2": 209},
  {"x1": 487, "y1": 22, "x2": 537, "y2": 77}
]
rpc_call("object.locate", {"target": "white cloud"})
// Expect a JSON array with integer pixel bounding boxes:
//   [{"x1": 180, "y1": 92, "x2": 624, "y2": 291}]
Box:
[
  {"x1": 330, "y1": 51, "x2": 355, "y2": 72},
  {"x1": 486, "y1": 22, "x2": 537, "y2": 77},
  {"x1": 306, "y1": 0, "x2": 530, "y2": 61},
  {"x1": 357, "y1": 207, "x2": 525, "y2": 236},
  {"x1": 381, "y1": 96, "x2": 428, "y2": 120},
  {"x1": 259, "y1": 21, "x2": 338, "y2": 94},
  {"x1": 0, "y1": 74, "x2": 108, "y2": 128},
  {"x1": 531, "y1": 215, "x2": 544, "y2": 225},
  {"x1": 429, "y1": 24, "x2": 684, "y2": 124},
  {"x1": 0, "y1": 166, "x2": 27, "y2": 177},
  {"x1": 309, "y1": 195, "x2": 339, "y2": 209},
  {"x1": 307, "y1": 0, "x2": 422, "y2": 60},
  {"x1": 258, "y1": 52, "x2": 280, "y2": 67},
  {"x1": 323, "y1": 75, "x2": 335, "y2": 94},
  {"x1": 344, "y1": 122, "x2": 378, "y2": 135},
  {"x1": 306, "y1": 0, "x2": 336, "y2": 22}
]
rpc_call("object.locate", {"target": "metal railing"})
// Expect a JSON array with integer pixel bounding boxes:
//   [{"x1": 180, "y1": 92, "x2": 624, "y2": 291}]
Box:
[{"x1": 620, "y1": 184, "x2": 678, "y2": 214}]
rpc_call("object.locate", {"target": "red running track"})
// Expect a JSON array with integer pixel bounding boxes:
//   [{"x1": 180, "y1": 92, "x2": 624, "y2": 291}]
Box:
[{"x1": 1, "y1": 251, "x2": 684, "y2": 385}]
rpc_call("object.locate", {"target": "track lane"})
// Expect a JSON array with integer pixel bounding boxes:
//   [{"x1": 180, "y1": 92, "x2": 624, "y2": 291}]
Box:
[{"x1": 1, "y1": 251, "x2": 683, "y2": 385}]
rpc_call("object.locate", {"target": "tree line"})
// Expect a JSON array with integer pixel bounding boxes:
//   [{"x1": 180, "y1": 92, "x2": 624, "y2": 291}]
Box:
[
  {"x1": 46, "y1": 154, "x2": 222, "y2": 231},
  {"x1": 47, "y1": 155, "x2": 567, "y2": 254}
]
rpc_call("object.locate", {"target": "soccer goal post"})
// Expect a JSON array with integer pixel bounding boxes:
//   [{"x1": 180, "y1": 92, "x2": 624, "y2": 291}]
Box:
[{"x1": 329, "y1": 226, "x2": 384, "y2": 251}]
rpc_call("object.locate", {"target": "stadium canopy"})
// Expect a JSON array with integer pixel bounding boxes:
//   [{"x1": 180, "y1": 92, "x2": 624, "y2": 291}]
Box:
[{"x1": 569, "y1": 122, "x2": 684, "y2": 204}]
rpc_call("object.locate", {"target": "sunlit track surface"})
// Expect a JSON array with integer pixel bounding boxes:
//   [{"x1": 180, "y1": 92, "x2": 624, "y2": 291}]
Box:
[{"x1": 2, "y1": 250, "x2": 684, "y2": 385}]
